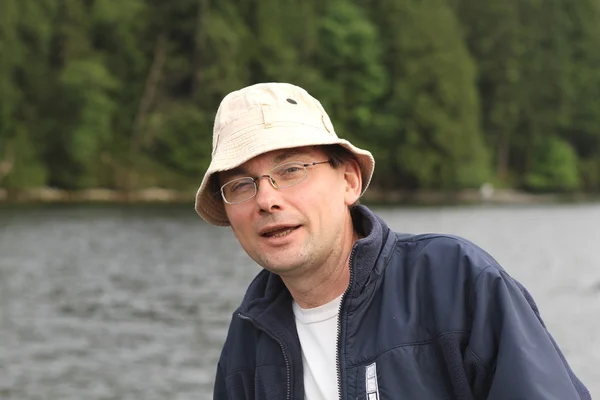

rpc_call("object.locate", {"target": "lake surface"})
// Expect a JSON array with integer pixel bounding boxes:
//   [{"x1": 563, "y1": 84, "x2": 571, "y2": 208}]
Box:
[{"x1": 0, "y1": 203, "x2": 598, "y2": 399}]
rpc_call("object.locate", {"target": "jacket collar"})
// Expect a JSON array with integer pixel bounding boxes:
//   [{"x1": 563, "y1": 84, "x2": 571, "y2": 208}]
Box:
[{"x1": 237, "y1": 205, "x2": 391, "y2": 319}]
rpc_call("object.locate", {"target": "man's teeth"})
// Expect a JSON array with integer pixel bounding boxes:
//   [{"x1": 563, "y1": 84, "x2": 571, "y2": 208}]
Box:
[{"x1": 267, "y1": 227, "x2": 295, "y2": 237}]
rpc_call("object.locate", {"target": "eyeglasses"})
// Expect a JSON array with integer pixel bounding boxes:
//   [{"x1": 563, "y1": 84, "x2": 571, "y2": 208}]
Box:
[{"x1": 220, "y1": 160, "x2": 331, "y2": 204}]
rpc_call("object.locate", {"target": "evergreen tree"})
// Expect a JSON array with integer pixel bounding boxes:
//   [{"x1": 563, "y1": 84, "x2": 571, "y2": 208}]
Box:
[
  {"x1": 371, "y1": 0, "x2": 490, "y2": 190},
  {"x1": 0, "y1": 0, "x2": 58, "y2": 188},
  {"x1": 312, "y1": 0, "x2": 387, "y2": 151},
  {"x1": 1, "y1": 0, "x2": 599, "y2": 194},
  {"x1": 454, "y1": 0, "x2": 600, "y2": 191},
  {"x1": 561, "y1": 0, "x2": 600, "y2": 191},
  {"x1": 451, "y1": 0, "x2": 523, "y2": 185}
]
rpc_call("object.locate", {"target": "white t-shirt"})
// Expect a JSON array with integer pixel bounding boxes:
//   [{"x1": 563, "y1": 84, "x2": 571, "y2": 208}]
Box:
[{"x1": 292, "y1": 294, "x2": 343, "y2": 400}]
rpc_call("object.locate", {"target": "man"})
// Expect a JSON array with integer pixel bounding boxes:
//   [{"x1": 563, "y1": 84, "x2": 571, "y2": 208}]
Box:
[{"x1": 195, "y1": 82, "x2": 590, "y2": 399}]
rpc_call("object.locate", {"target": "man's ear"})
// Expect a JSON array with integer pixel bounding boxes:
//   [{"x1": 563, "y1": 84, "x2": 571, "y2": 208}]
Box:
[{"x1": 343, "y1": 159, "x2": 362, "y2": 206}]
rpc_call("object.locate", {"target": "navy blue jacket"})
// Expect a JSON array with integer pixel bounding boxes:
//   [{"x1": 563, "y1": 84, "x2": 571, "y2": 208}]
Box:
[{"x1": 214, "y1": 206, "x2": 591, "y2": 399}]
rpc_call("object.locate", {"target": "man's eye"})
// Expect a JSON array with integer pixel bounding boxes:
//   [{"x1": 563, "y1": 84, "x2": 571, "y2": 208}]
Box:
[
  {"x1": 281, "y1": 166, "x2": 302, "y2": 175},
  {"x1": 230, "y1": 181, "x2": 253, "y2": 192}
]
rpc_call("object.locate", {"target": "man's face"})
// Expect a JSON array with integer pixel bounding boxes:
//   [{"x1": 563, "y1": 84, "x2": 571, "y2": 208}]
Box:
[{"x1": 220, "y1": 146, "x2": 361, "y2": 277}]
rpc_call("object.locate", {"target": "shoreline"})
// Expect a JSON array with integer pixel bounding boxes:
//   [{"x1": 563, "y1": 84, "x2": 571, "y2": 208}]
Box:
[{"x1": 1, "y1": 187, "x2": 598, "y2": 206}]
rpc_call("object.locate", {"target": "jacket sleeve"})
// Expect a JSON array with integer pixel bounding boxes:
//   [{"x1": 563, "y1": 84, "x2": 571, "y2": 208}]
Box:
[
  {"x1": 213, "y1": 348, "x2": 229, "y2": 400},
  {"x1": 467, "y1": 265, "x2": 591, "y2": 400}
]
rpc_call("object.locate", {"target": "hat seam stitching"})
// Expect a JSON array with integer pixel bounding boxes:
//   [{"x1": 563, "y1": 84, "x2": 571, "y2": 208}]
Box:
[{"x1": 221, "y1": 120, "x2": 330, "y2": 138}]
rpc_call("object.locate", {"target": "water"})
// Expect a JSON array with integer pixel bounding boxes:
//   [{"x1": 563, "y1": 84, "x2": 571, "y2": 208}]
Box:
[{"x1": 0, "y1": 203, "x2": 598, "y2": 399}]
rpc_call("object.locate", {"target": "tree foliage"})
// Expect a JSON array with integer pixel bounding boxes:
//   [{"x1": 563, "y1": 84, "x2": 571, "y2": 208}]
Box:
[
  {"x1": 1, "y1": 0, "x2": 599, "y2": 193},
  {"x1": 371, "y1": 0, "x2": 489, "y2": 189}
]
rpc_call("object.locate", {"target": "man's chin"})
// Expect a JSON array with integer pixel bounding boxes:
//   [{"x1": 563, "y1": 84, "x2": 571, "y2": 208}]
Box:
[
  {"x1": 262, "y1": 263, "x2": 300, "y2": 276},
  {"x1": 259, "y1": 258, "x2": 308, "y2": 278},
  {"x1": 254, "y1": 247, "x2": 304, "y2": 273}
]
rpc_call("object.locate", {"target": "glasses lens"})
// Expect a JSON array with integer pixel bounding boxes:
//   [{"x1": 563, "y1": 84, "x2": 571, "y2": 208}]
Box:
[
  {"x1": 222, "y1": 178, "x2": 256, "y2": 203},
  {"x1": 270, "y1": 162, "x2": 307, "y2": 188}
]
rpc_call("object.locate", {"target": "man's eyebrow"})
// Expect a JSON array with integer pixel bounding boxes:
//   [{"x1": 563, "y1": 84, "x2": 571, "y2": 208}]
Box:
[
  {"x1": 220, "y1": 166, "x2": 249, "y2": 181},
  {"x1": 221, "y1": 149, "x2": 312, "y2": 181},
  {"x1": 273, "y1": 149, "x2": 310, "y2": 164}
]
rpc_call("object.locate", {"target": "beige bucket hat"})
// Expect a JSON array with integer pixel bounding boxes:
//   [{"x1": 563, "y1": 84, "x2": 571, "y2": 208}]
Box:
[{"x1": 195, "y1": 82, "x2": 375, "y2": 226}]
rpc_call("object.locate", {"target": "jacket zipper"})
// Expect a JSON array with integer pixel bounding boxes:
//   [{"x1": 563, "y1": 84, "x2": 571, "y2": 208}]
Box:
[
  {"x1": 336, "y1": 245, "x2": 357, "y2": 400},
  {"x1": 237, "y1": 313, "x2": 291, "y2": 400}
]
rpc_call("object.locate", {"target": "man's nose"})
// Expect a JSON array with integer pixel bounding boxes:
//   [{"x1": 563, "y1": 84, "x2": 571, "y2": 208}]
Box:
[{"x1": 254, "y1": 176, "x2": 282, "y2": 212}]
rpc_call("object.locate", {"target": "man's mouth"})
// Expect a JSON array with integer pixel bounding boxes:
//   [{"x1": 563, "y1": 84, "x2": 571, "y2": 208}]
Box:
[{"x1": 261, "y1": 226, "x2": 300, "y2": 238}]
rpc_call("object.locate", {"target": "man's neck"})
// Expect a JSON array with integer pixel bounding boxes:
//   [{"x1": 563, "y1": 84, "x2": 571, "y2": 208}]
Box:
[
  {"x1": 283, "y1": 230, "x2": 359, "y2": 309},
  {"x1": 285, "y1": 260, "x2": 350, "y2": 309}
]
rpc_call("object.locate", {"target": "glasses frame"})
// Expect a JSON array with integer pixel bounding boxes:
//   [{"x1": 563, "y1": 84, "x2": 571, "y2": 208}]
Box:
[{"x1": 220, "y1": 160, "x2": 332, "y2": 204}]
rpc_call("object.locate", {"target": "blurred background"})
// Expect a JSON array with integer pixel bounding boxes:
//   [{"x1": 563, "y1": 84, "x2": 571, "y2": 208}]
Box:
[
  {"x1": 2, "y1": 0, "x2": 600, "y2": 196},
  {"x1": 1, "y1": 0, "x2": 599, "y2": 399},
  {"x1": 1, "y1": 204, "x2": 599, "y2": 399}
]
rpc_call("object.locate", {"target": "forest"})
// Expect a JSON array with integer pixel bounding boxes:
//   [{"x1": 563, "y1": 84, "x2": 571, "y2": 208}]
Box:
[{"x1": 1, "y1": 0, "x2": 600, "y2": 196}]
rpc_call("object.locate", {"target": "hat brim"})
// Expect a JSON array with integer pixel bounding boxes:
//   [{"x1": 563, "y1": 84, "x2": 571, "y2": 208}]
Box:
[{"x1": 195, "y1": 124, "x2": 374, "y2": 226}]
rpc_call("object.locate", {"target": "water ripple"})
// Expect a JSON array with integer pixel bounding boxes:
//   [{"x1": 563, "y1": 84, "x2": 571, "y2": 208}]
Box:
[{"x1": 1, "y1": 203, "x2": 598, "y2": 399}]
